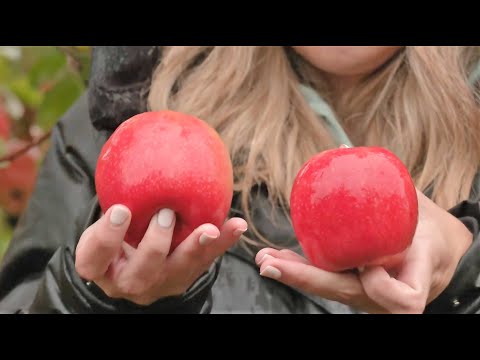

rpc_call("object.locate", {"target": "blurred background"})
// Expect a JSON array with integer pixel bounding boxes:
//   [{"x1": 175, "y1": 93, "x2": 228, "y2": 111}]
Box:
[{"x1": 0, "y1": 46, "x2": 91, "y2": 259}]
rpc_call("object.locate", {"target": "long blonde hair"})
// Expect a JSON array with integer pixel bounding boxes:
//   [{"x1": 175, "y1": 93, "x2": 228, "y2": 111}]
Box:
[{"x1": 148, "y1": 46, "x2": 480, "y2": 246}]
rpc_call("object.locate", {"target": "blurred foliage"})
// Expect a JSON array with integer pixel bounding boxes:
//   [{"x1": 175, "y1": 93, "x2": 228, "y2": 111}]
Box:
[{"x1": 0, "y1": 46, "x2": 91, "y2": 259}]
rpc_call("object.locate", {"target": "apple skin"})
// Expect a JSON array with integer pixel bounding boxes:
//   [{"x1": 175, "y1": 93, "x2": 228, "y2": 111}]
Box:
[
  {"x1": 95, "y1": 111, "x2": 234, "y2": 251},
  {"x1": 290, "y1": 146, "x2": 418, "y2": 272}
]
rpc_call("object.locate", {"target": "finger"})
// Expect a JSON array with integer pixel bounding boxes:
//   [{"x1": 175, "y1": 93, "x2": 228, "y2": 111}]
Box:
[
  {"x1": 203, "y1": 217, "x2": 248, "y2": 260},
  {"x1": 167, "y1": 217, "x2": 247, "y2": 272},
  {"x1": 359, "y1": 265, "x2": 429, "y2": 314},
  {"x1": 75, "y1": 204, "x2": 131, "y2": 281},
  {"x1": 255, "y1": 248, "x2": 310, "y2": 266},
  {"x1": 259, "y1": 257, "x2": 365, "y2": 305},
  {"x1": 121, "y1": 241, "x2": 136, "y2": 258},
  {"x1": 174, "y1": 223, "x2": 221, "y2": 254},
  {"x1": 117, "y1": 209, "x2": 176, "y2": 288}
]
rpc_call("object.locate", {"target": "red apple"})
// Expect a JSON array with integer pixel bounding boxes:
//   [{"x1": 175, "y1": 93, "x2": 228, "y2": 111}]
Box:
[
  {"x1": 0, "y1": 106, "x2": 11, "y2": 140},
  {"x1": 290, "y1": 146, "x2": 418, "y2": 272},
  {"x1": 0, "y1": 140, "x2": 40, "y2": 216},
  {"x1": 95, "y1": 111, "x2": 234, "y2": 251}
]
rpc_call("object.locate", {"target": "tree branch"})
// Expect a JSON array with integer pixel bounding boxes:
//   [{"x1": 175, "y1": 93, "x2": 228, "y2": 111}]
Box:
[{"x1": 0, "y1": 130, "x2": 51, "y2": 164}]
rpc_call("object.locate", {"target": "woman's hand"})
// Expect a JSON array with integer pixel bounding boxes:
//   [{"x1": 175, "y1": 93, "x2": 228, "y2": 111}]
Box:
[
  {"x1": 256, "y1": 190, "x2": 473, "y2": 314},
  {"x1": 75, "y1": 204, "x2": 247, "y2": 306}
]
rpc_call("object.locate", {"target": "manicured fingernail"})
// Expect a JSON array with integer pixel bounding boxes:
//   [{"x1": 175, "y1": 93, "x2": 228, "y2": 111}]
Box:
[
  {"x1": 340, "y1": 144, "x2": 350, "y2": 149},
  {"x1": 110, "y1": 205, "x2": 129, "y2": 226},
  {"x1": 199, "y1": 233, "x2": 218, "y2": 246},
  {"x1": 157, "y1": 209, "x2": 175, "y2": 228},
  {"x1": 260, "y1": 266, "x2": 281, "y2": 280},
  {"x1": 258, "y1": 253, "x2": 274, "y2": 265},
  {"x1": 233, "y1": 227, "x2": 248, "y2": 237}
]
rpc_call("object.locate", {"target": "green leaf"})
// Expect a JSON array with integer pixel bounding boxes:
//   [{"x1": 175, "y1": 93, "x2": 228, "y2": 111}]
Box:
[
  {"x1": 57, "y1": 46, "x2": 92, "y2": 84},
  {"x1": 9, "y1": 76, "x2": 43, "y2": 107},
  {"x1": 20, "y1": 47, "x2": 60, "y2": 70},
  {"x1": 28, "y1": 50, "x2": 66, "y2": 88},
  {"x1": 0, "y1": 57, "x2": 16, "y2": 84},
  {"x1": 37, "y1": 74, "x2": 84, "y2": 130}
]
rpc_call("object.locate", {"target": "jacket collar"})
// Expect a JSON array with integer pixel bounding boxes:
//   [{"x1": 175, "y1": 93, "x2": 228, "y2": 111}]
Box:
[{"x1": 87, "y1": 46, "x2": 161, "y2": 132}]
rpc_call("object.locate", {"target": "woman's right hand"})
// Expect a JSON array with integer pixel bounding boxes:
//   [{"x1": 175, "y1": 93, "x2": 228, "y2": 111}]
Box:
[{"x1": 75, "y1": 204, "x2": 247, "y2": 306}]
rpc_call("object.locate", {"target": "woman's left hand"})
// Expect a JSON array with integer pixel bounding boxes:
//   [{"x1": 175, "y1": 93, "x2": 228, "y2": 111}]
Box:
[{"x1": 255, "y1": 189, "x2": 473, "y2": 314}]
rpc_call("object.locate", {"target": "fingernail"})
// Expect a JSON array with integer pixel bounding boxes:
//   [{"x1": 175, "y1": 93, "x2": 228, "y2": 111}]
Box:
[
  {"x1": 260, "y1": 266, "x2": 281, "y2": 280},
  {"x1": 258, "y1": 253, "x2": 274, "y2": 265},
  {"x1": 199, "y1": 233, "x2": 218, "y2": 246},
  {"x1": 110, "y1": 205, "x2": 129, "y2": 226},
  {"x1": 233, "y1": 227, "x2": 248, "y2": 237},
  {"x1": 340, "y1": 144, "x2": 350, "y2": 149},
  {"x1": 157, "y1": 209, "x2": 175, "y2": 228}
]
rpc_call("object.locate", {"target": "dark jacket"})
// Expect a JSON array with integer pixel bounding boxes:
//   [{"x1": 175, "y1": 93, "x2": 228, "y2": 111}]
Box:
[{"x1": 1, "y1": 46, "x2": 479, "y2": 314}]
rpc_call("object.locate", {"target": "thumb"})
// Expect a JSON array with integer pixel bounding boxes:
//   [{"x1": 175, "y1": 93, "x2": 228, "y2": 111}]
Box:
[{"x1": 359, "y1": 266, "x2": 427, "y2": 314}]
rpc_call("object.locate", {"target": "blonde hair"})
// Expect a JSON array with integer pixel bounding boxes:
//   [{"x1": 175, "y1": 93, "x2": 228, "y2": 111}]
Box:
[{"x1": 148, "y1": 46, "x2": 480, "y2": 247}]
